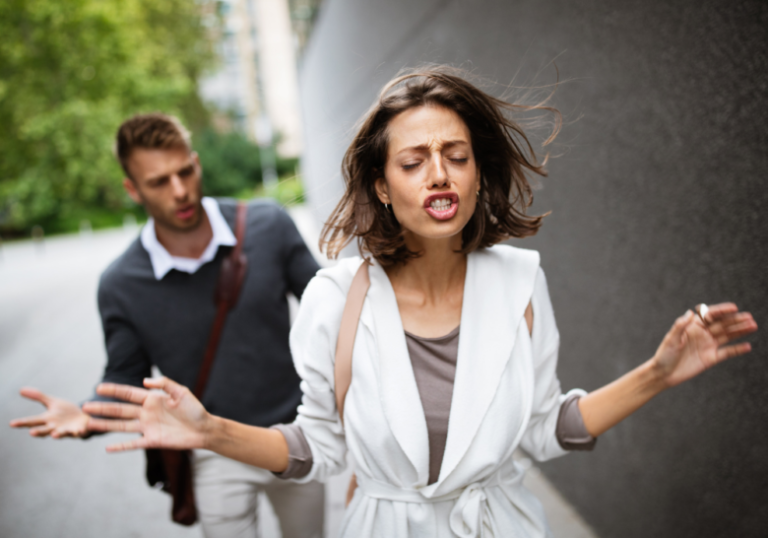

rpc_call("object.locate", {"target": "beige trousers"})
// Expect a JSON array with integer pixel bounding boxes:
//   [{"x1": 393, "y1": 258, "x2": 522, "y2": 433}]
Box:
[{"x1": 192, "y1": 449, "x2": 325, "y2": 538}]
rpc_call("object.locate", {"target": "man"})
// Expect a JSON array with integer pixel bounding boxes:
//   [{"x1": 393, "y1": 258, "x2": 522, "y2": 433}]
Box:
[{"x1": 10, "y1": 113, "x2": 324, "y2": 538}]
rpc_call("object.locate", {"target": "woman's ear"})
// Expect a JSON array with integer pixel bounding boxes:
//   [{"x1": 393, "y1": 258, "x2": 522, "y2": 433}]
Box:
[{"x1": 374, "y1": 176, "x2": 390, "y2": 205}]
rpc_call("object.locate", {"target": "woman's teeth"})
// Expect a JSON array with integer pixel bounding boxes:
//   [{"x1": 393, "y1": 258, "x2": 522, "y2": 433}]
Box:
[{"x1": 430, "y1": 198, "x2": 452, "y2": 211}]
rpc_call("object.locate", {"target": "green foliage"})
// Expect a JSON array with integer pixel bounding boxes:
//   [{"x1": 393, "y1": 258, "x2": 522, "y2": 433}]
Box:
[
  {"x1": 43, "y1": 205, "x2": 146, "y2": 236},
  {"x1": 252, "y1": 176, "x2": 305, "y2": 207},
  {"x1": 0, "y1": 0, "x2": 217, "y2": 234},
  {"x1": 196, "y1": 129, "x2": 262, "y2": 197},
  {"x1": 195, "y1": 128, "x2": 300, "y2": 199}
]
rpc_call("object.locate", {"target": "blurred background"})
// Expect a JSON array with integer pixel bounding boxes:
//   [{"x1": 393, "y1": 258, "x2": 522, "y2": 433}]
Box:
[{"x1": 1, "y1": 0, "x2": 766, "y2": 537}]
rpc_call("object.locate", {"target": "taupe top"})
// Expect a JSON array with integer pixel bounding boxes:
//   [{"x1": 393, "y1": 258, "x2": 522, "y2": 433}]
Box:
[
  {"x1": 405, "y1": 326, "x2": 461, "y2": 484},
  {"x1": 274, "y1": 326, "x2": 595, "y2": 481}
]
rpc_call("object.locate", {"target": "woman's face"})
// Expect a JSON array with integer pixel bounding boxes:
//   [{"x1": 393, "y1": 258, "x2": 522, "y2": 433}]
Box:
[{"x1": 376, "y1": 104, "x2": 481, "y2": 245}]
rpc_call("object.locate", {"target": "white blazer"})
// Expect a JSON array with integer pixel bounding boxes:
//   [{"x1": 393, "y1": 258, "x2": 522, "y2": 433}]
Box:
[{"x1": 289, "y1": 244, "x2": 583, "y2": 537}]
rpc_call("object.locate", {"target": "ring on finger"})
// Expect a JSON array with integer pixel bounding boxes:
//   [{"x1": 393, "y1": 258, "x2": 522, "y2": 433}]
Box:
[{"x1": 695, "y1": 303, "x2": 709, "y2": 324}]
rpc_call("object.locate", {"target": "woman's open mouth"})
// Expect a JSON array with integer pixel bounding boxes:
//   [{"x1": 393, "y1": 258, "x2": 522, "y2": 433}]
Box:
[{"x1": 423, "y1": 192, "x2": 459, "y2": 220}]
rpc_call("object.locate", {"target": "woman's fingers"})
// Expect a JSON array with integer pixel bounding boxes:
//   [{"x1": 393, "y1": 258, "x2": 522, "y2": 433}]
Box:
[
  {"x1": 87, "y1": 417, "x2": 141, "y2": 433},
  {"x1": 701, "y1": 311, "x2": 757, "y2": 345},
  {"x1": 106, "y1": 437, "x2": 149, "y2": 453},
  {"x1": 82, "y1": 402, "x2": 141, "y2": 419},
  {"x1": 719, "y1": 320, "x2": 758, "y2": 343},
  {"x1": 701, "y1": 303, "x2": 738, "y2": 323},
  {"x1": 96, "y1": 383, "x2": 149, "y2": 405},
  {"x1": 144, "y1": 376, "x2": 187, "y2": 401},
  {"x1": 670, "y1": 310, "x2": 695, "y2": 341},
  {"x1": 715, "y1": 342, "x2": 752, "y2": 363},
  {"x1": 9, "y1": 415, "x2": 47, "y2": 428}
]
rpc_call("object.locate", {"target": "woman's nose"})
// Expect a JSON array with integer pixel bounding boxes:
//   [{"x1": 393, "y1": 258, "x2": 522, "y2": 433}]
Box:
[{"x1": 429, "y1": 156, "x2": 449, "y2": 188}]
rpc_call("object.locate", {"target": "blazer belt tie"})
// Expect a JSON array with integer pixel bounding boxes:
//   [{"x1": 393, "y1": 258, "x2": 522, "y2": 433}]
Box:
[{"x1": 357, "y1": 471, "x2": 523, "y2": 538}]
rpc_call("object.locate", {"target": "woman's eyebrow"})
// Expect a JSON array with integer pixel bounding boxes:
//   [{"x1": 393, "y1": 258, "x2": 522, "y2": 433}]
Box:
[{"x1": 395, "y1": 139, "x2": 469, "y2": 155}]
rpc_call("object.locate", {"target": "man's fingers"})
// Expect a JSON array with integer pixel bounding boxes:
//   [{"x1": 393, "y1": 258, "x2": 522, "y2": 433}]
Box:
[
  {"x1": 51, "y1": 428, "x2": 80, "y2": 439},
  {"x1": 106, "y1": 437, "x2": 148, "y2": 453},
  {"x1": 87, "y1": 417, "x2": 141, "y2": 433},
  {"x1": 82, "y1": 402, "x2": 141, "y2": 419},
  {"x1": 715, "y1": 342, "x2": 752, "y2": 363},
  {"x1": 96, "y1": 383, "x2": 149, "y2": 405},
  {"x1": 29, "y1": 425, "x2": 53, "y2": 437},
  {"x1": 144, "y1": 376, "x2": 188, "y2": 402},
  {"x1": 19, "y1": 387, "x2": 51, "y2": 406},
  {"x1": 9, "y1": 415, "x2": 47, "y2": 428}
]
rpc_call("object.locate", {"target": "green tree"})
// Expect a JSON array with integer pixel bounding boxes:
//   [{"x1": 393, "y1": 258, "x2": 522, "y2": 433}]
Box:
[
  {"x1": 195, "y1": 128, "x2": 300, "y2": 198},
  {"x1": 0, "y1": 0, "x2": 217, "y2": 234}
]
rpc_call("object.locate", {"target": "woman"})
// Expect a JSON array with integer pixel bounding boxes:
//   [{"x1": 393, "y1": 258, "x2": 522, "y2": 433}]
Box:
[{"x1": 84, "y1": 67, "x2": 757, "y2": 537}]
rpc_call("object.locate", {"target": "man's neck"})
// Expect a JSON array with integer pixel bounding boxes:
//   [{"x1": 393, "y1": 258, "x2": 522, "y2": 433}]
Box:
[{"x1": 155, "y1": 211, "x2": 213, "y2": 259}]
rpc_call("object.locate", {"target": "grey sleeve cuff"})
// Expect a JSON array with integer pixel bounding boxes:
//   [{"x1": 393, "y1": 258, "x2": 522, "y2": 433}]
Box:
[
  {"x1": 556, "y1": 394, "x2": 597, "y2": 451},
  {"x1": 270, "y1": 423, "x2": 314, "y2": 480}
]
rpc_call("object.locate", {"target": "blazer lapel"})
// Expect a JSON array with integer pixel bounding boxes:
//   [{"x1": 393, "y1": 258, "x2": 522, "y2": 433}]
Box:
[
  {"x1": 437, "y1": 246, "x2": 540, "y2": 485},
  {"x1": 368, "y1": 261, "x2": 431, "y2": 484}
]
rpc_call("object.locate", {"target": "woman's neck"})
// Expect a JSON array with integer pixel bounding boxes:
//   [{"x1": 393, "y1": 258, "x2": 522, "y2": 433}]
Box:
[{"x1": 386, "y1": 232, "x2": 466, "y2": 305}]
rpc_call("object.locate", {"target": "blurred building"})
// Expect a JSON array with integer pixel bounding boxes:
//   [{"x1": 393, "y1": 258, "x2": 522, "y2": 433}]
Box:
[{"x1": 200, "y1": 0, "x2": 322, "y2": 158}]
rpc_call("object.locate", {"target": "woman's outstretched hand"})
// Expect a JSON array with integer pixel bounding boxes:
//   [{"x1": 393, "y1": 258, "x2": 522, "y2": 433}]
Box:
[
  {"x1": 579, "y1": 302, "x2": 757, "y2": 438},
  {"x1": 82, "y1": 377, "x2": 210, "y2": 453},
  {"x1": 653, "y1": 303, "x2": 757, "y2": 388}
]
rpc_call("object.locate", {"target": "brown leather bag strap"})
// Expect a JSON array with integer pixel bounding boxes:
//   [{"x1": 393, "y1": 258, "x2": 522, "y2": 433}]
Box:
[
  {"x1": 334, "y1": 260, "x2": 370, "y2": 425},
  {"x1": 193, "y1": 202, "x2": 248, "y2": 399}
]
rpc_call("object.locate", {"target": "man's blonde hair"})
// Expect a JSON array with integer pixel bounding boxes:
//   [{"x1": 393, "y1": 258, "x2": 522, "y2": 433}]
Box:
[{"x1": 115, "y1": 113, "x2": 192, "y2": 177}]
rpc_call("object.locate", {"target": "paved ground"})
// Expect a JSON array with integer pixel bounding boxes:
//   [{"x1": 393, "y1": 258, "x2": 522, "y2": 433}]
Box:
[{"x1": 0, "y1": 207, "x2": 597, "y2": 537}]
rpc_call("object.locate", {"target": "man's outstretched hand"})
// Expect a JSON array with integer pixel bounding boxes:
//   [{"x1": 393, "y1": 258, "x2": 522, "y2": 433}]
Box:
[
  {"x1": 82, "y1": 377, "x2": 210, "y2": 453},
  {"x1": 10, "y1": 388, "x2": 91, "y2": 438}
]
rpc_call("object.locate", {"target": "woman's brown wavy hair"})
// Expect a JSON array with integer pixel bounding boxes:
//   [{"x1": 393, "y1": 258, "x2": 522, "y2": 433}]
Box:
[{"x1": 320, "y1": 65, "x2": 560, "y2": 266}]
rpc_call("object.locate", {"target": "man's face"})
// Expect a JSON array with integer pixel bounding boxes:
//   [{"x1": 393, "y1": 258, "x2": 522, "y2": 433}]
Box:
[{"x1": 123, "y1": 147, "x2": 204, "y2": 232}]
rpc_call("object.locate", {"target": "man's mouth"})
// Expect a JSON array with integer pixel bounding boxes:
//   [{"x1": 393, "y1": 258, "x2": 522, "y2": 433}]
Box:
[
  {"x1": 176, "y1": 205, "x2": 196, "y2": 220},
  {"x1": 424, "y1": 192, "x2": 459, "y2": 220}
]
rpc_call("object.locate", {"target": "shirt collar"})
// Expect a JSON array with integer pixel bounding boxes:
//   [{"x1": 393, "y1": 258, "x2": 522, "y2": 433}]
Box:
[{"x1": 141, "y1": 197, "x2": 238, "y2": 280}]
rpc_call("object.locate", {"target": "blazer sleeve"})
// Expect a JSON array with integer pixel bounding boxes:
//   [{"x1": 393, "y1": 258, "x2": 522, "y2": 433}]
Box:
[
  {"x1": 286, "y1": 270, "x2": 349, "y2": 483},
  {"x1": 519, "y1": 268, "x2": 586, "y2": 462}
]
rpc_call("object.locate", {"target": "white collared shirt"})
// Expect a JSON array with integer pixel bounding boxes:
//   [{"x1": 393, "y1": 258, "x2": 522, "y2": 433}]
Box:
[{"x1": 141, "y1": 197, "x2": 237, "y2": 280}]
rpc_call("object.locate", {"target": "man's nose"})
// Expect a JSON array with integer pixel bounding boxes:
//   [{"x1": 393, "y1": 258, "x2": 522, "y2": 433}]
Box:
[{"x1": 169, "y1": 174, "x2": 188, "y2": 199}]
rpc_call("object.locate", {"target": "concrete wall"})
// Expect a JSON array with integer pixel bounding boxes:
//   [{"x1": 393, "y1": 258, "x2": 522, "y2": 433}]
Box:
[{"x1": 298, "y1": 1, "x2": 768, "y2": 536}]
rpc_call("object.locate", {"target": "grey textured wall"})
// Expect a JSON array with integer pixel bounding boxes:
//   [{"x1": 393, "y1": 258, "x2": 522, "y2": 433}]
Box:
[{"x1": 298, "y1": 1, "x2": 768, "y2": 536}]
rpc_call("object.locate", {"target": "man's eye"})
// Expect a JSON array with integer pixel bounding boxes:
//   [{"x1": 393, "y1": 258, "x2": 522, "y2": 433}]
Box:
[
  {"x1": 402, "y1": 162, "x2": 420, "y2": 170},
  {"x1": 178, "y1": 166, "x2": 194, "y2": 178},
  {"x1": 449, "y1": 157, "x2": 468, "y2": 164}
]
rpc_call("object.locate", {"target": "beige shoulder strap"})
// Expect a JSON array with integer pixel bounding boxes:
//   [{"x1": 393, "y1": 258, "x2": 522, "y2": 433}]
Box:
[{"x1": 334, "y1": 261, "x2": 370, "y2": 425}]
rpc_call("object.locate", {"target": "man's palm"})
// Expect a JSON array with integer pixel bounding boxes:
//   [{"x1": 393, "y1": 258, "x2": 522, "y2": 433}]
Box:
[{"x1": 10, "y1": 388, "x2": 90, "y2": 438}]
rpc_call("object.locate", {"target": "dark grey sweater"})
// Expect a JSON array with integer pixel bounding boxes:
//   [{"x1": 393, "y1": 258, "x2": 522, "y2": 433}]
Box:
[{"x1": 94, "y1": 199, "x2": 319, "y2": 427}]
